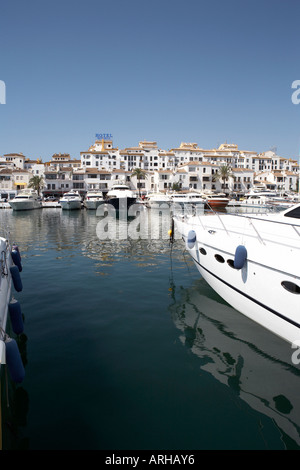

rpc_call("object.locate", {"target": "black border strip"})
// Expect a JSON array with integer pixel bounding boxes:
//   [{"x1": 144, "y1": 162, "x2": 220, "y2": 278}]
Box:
[{"x1": 193, "y1": 257, "x2": 300, "y2": 330}]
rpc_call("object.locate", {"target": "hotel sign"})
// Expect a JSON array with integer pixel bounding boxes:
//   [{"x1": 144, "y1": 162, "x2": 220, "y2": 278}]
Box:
[{"x1": 96, "y1": 133, "x2": 113, "y2": 139}]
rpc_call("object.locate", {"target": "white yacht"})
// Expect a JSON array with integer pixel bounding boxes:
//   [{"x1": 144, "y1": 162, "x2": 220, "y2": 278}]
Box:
[
  {"x1": 9, "y1": 189, "x2": 42, "y2": 211},
  {"x1": 106, "y1": 184, "x2": 136, "y2": 211},
  {"x1": 171, "y1": 192, "x2": 205, "y2": 205},
  {"x1": 146, "y1": 192, "x2": 171, "y2": 208},
  {"x1": 60, "y1": 191, "x2": 82, "y2": 210},
  {"x1": 173, "y1": 203, "x2": 300, "y2": 344},
  {"x1": 83, "y1": 191, "x2": 105, "y2": 210},
  {"x1": 228, "y1": 194, "x2": 271, "y2": 209}
]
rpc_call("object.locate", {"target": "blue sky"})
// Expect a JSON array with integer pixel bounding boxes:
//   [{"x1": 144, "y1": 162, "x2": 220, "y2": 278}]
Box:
[{"x1": 1, "y1": 0, "x2": 300, "y2": 161}]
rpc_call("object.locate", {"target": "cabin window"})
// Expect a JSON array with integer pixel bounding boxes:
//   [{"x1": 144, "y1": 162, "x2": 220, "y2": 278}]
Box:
[
  {"x1": 281, "y1": 281, "x2": 300, "y2": 294},
  {"x1": 199, "y1": 248, "x2": 207, "y2": 255},
  {"x1": 227, "y1": 259, "x2": 235, "y2": 268},
  {"x1": 215, "y1": 254, "x2": 225, "y2": 263}
]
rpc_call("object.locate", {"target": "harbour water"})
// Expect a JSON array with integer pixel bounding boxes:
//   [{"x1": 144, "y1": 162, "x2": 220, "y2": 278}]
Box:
[{"x1": 1, "y1": 206, "x2": 300, "y2": 450}]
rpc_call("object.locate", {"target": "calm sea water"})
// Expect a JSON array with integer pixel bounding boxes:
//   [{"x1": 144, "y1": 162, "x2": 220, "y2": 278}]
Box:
[{"x1": 1, "y1": 206, "x2": 300, "y2": 450}]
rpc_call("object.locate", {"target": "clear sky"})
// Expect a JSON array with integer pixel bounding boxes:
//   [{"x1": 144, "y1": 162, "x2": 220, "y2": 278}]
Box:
[{"x1": 1, "y1": 0, "x2": 300, "y2": 161}]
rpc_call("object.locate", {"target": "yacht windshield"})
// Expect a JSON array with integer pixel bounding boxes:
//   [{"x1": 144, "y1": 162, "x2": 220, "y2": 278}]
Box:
[{"x1": 284, "y1": 206, "x2": 300, "y2": 219}]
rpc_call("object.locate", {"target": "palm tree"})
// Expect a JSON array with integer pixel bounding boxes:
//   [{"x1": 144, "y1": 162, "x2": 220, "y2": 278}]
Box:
[
  {"x1": 28, "y1": 175, "x2": 44, "y2": 196},
  {"x1": 172, "y1": 182, "x2": 181, "y2": 191},
  {"x1": 212, "y1": 165, "x2": 233, "y2": 193},
  {"x1": 131, "y1": 168, "x2": 147, "y2": 197}
]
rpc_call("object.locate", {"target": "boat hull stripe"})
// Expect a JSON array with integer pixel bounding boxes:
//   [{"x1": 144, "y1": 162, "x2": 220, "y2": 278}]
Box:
[{"x1": 193, "y1": 257, "x2": 300, "y2": 330}]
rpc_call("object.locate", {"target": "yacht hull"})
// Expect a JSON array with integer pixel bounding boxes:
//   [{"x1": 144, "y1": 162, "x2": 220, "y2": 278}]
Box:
[
  {"x1": 84, "y1": 200, "x2": 105, "y2": 210},
  {"x1": 106, "y1": 197, "x2": 136, "y2": 211},
  {"x1": 60, "y1": 200, "x2": 81, "y2": 210},
  {"x1": 174, "y1": 208, "x2": 300, "y2": 344},
  {"x1": 9, "y1": 201, "x2": 41, "y2": 211}
]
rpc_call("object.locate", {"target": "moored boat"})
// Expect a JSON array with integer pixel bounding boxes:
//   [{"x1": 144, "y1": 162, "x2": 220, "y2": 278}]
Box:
[
  {"x1": 145, "y1": 192, "x2": 171, "y2": 208},
  {"x1": 9, "y1": 190, "x2": 42, "y2": 211},
  {"x1": 106, "y1": 184, "x2": 136, "y2": 211},
  {"x1": 83, "y1": 191, "x2": 105, "y2": 210},
  {"x1": 200, "y1": 192, "x2": 230, "y2": 209},
  {"x1": 60, "y1": 191, "x2": 82, "y2": 210},
  {"x1": 173, "y1": 203, "x2": 300, "y2": 344},
  {"x1": 171, "y1": 192, "x2": 205, "y2": 207}
]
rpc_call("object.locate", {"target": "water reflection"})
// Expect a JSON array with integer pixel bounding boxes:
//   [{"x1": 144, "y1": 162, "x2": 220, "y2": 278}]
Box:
[
  {"x1": 0, "y1": 207, "x2": 190, "y2": 272},
  {"x1": 169, "y1": 278, "x2": 300, "y2": 449}
]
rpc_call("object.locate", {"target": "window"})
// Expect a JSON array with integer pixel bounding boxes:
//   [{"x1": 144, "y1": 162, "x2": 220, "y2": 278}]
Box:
[{"x1": 281, "y1": 281, "x2": 300, "y2": 294}]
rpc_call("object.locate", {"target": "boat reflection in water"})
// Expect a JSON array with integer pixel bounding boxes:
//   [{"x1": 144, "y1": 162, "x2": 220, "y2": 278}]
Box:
[{"x1": 169, "y1": 278, "x2": 300, "y2": 448}]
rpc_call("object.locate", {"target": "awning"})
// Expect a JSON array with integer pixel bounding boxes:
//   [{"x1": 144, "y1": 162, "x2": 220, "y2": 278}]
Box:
[{"x1": 14, "y1": 182, "x2": 27, "y2": 186}]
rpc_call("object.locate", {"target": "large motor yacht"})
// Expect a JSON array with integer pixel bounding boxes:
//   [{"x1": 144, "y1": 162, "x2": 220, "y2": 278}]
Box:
[
  {"x1": 106, "y1": 184, "x2": 136, "y2": 211},
  {"x1": 9, "y1": 189, "x2": 42, "y2": 211}
]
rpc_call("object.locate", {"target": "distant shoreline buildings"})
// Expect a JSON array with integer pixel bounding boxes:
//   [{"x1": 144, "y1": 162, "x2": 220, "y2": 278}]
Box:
[{"x1": 0, "y1": 138, "x2": 299, "y2": 199}]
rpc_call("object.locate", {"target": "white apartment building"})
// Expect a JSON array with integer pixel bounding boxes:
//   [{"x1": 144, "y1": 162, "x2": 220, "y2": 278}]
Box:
[
  {"x1": 3, "y1": 153, "x2": 26, "y2": 170},
  {"x1": 254, "y1": 170, "x2": 298, "y2": 192},
  {"x1": 80, "y1": 139, "x2": 120, "y2": 171},
  {"x1": 0, "y1": 139, "x2": 298, "y2": 197}
]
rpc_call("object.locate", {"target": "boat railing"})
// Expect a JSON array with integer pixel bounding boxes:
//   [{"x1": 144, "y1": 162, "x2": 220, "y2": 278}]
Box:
[{"x1": 188, "y1": 203, "x2": 300, "y2": 246}]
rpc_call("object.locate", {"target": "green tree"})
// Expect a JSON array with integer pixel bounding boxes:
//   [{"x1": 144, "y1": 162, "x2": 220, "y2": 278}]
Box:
[
  {"x1": 131, "y1": 168, "x2": 147, "y2": 197},
  {"x1": 172, "y1": 182, "x2": 181, "y2": 191},
  {"x1": 28, "y1": 175, "x2": 44, "y2": 196},
  {"x1": 212, "y1": 165, "x2": 233, "y2": 192}
]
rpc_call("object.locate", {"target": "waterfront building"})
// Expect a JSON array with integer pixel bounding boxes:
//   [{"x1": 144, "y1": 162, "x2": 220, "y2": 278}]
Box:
[
  {"x1": 24, "y1": 158, "x2": 45, "y2": 178},
  {"x1": 254, "y1": 169, "x2": 298, "y2": 192},
  {"x1": 231, "y1": 168, "x2": 255, "y2": 194},
  {"x1": 0, "y1": 139, "x2": 298, "y2": 199},
  {"x1": 80, "y1": 139, "x2": 120, "y2": 171},
  {"x1": 3, "y1": 153, "x2": 26, "y2": 170},
  {"x1": 43, "y1": 166, "x2": 73, "y2": 197}
]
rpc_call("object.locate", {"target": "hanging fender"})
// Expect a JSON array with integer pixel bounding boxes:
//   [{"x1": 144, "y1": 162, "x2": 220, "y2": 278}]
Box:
[
  {"x1": 5, "y1": 337, "x2": 25, "y2": 383},
  {"x1": 11, "y1": 249, "x2": 22, "y2": 272},
  {"x1": 187, "y1": 230, "x2": 197, "y2": 249},
  {"x1": 234, "y1": 245, "x2": 247, "y2": 269},
  {"x1": 8, "y1": 299, "x2": 24, "y2": 335},
  {"x1": 10, "y1": 266, "x2": 23, "y2": 292}
]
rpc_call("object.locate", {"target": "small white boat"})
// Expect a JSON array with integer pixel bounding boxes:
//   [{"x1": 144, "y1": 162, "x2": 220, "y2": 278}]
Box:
[
  {"x1": 173, "y1": 203, "x2": 300, "y2": 344},
  {"x1": 83, "y1": 191, "x2": 105, "y2": 210},
  {"x1": 106, "y1": 184, "x2": 136, "y2": 211},
  {"x1": 9, "y1": 190, "x2": 42, "y2": 211},
  {"x1": 228, "y1": 194, "x2": 271, "y2": 208},
  {"x1": 60, "y1": 191, "x2": 82, "y2": 210}
]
